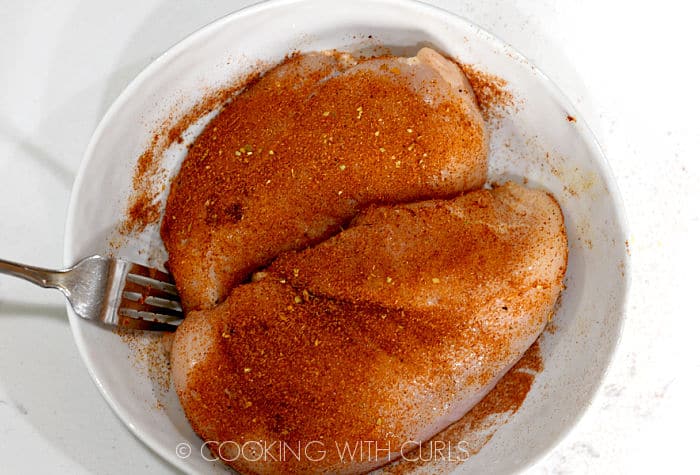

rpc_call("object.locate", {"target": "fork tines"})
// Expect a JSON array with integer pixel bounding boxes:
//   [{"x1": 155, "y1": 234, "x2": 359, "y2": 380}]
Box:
[{"x1": 118, "y1": 262, "x2": 184, "y2": 331}]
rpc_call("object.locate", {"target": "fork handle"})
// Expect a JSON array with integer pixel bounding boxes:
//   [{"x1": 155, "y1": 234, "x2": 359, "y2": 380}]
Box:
[{"x1": 0, "y1": 258, "x2": 66, "y2": 291}]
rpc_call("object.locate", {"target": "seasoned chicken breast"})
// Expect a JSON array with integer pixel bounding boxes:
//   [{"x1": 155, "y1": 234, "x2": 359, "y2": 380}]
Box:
[
  {"x1": 162, "y1": 48, "x2": 489, "y2": 310},
  {"x1": 171, "y1": 183, "x2": 567, "y2": 474}
]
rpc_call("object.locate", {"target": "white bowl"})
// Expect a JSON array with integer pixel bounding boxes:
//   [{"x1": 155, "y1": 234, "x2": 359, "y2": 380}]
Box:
[{"x1": 64, "y1": 0, "x2": 629, "y2": 473}]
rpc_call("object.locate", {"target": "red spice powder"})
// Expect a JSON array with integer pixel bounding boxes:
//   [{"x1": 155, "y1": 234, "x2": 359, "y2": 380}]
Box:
[
  {"x1": 382, "y1": 341, "x2": 543, "y2": 474},
  {"x1": 160, "y1": 50, "x2": 490, "y2": 310},
  {"x1": 119, "y1": 53, "x2": 515, "y2": 238},
  {"x1": 115, "y1": 329, "x2": 174, "y2": 409},
  {"x1": 460, "y1": 64, "x2": 515, "y2": 121},
  {"x1": 119, "y1": 68, "x2": 265, "y2": 235},
  {"x1": 116, "y1": 49, "x2": 541, "y2": 473}
]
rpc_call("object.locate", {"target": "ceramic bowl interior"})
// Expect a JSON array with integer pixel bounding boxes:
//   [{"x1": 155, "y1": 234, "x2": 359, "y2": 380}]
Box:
[{"x1": 64, "y1": 0, "x2": 628, "y2": 473}]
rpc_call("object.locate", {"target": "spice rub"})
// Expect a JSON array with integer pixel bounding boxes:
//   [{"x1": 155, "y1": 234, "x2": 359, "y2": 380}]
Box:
[
  {"x1": 171, "y1": 183, "x2": 568, "y2": 474},
  {"x1": 161, "y1": 48, "x2": 489, "y2": 311}
]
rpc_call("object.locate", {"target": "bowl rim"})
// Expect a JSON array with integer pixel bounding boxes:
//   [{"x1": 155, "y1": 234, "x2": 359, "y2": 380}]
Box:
[{"x1": 64, "y1": 0, "x2": 630, "y2": 472}]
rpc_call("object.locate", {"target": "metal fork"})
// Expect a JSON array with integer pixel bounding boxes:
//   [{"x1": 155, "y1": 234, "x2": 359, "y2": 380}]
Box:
[{"x1": 0, "y1": 256, "x2": 183, "y2": 331}]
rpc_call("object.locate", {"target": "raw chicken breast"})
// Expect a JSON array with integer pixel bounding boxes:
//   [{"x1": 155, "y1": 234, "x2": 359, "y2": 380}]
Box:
[
  {"x1": 162, "y1": 48, "x2": 488, "y2": 310},
  {"x1": 171, "y1": 183, "x2": 567, "y2": 474}
]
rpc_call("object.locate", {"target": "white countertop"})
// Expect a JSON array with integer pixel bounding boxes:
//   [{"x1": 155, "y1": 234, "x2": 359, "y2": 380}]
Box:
[{"x1": 0, "y1": 1, "x2": 697, "y2": 473}]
